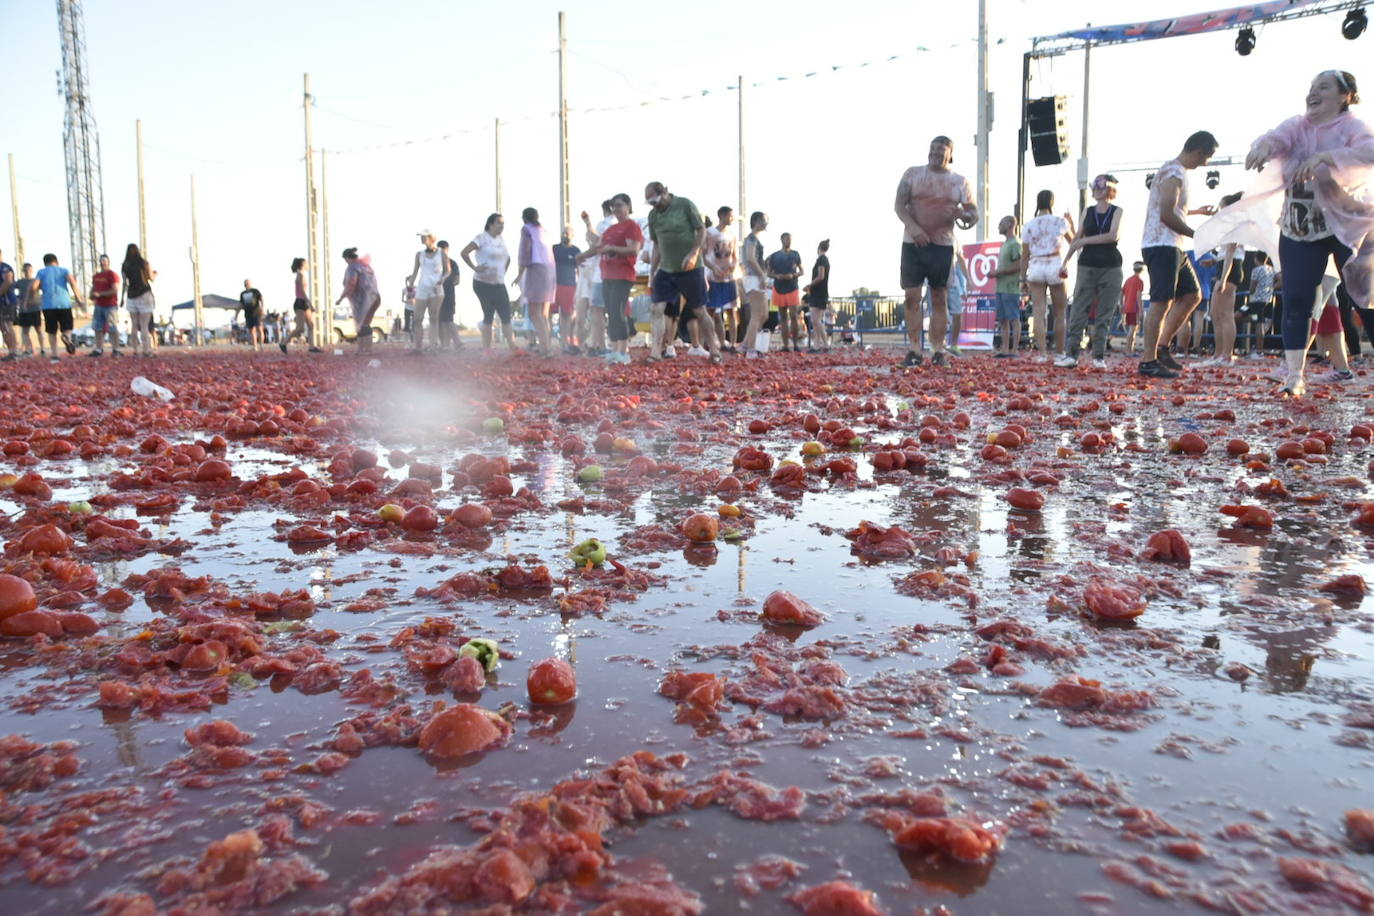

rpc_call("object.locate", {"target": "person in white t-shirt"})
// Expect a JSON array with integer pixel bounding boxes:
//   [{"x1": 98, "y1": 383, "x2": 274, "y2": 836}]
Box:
[
  {"x1": 1020, "y1": 189, "x2": 1074, "y2": 360},
  {"x1": 459, "y1": 213, "x2": 517, "y2": 353},
  {"x1": 576, "y1": 201, "x2": 614, "y2": 355},
  {"x1": 1137, "y1": 131, "x2": 1219, "y2": 378}
]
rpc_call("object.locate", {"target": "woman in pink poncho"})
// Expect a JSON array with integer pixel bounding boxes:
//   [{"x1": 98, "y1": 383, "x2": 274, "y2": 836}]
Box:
[
  {"x1": 336, "y1": 248, "x2": 380, "y2": 355},
  {"x1": 1241, "y1": 70, "x2": 1374, "y2": 396}
]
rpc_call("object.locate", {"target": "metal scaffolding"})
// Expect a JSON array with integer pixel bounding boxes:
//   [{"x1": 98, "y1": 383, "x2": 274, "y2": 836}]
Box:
[{"x1": 57, "y1": 0, "x2": 106, "y2": 293}]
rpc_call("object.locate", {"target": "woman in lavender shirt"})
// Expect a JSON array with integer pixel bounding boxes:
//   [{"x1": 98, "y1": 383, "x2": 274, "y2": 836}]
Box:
[{"x1": 515, "y1": 207, "x2": 556, "y2": 355}]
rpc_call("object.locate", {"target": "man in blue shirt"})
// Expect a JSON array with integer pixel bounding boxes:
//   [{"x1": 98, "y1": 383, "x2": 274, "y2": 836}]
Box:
[{"x1": 36, "y1": 253, "x2": 83, "y2": 362}]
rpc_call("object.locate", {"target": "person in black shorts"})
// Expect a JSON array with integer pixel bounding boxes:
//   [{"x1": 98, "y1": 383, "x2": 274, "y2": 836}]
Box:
[
  {"x1": 239, "y1": 279, "x2": 265, "y2": 352},
  {"x1": 436, "y1": 240, "x2": 463, "y2": 351},
  {"x1": 804, "y1": 239, "x2": 831, "y2": 352},
  {"x1": 893, "y1": 136, "x2": 978, "y2": 367}
]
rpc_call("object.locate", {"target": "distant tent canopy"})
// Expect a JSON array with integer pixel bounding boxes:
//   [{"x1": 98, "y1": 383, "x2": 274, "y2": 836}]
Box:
[{"x1": 169, "y1": 294, "x2": 244, "y2": 311}]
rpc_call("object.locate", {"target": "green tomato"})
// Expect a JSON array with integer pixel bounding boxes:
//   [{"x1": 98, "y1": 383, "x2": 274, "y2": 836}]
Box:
[
  {"x1": 483, "y1": 417, "x2": 506, "y2": 434},
  {"x1": 570, "y1": 537, "x2": 607, "y2": 566},
  {"x1": 68, "y1": 500, "x2": 93, "y2": 515},
  {"x1": 578, "y1": 464, "x2": 604, "y2": 483}
]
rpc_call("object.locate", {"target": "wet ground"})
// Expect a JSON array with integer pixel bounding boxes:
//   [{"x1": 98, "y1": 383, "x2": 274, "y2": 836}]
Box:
[{"x1": 1, "y1": 346, "x2": 1373, "y2": 914}]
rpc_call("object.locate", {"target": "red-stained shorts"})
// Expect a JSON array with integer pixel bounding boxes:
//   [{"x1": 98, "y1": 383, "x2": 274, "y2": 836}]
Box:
[
  {"x1": 1313, "y1": 303, "x2": 1343, "y2": 335},
  {"x1": 1124, "y1": 308, "x2": 1138, "y2": 327},
  {"x1": 554, "y1": 284, "x2": 576, "y2": 315},
  {"x1": 772, "y1": 289, "x2": 801, "y2": 309}
]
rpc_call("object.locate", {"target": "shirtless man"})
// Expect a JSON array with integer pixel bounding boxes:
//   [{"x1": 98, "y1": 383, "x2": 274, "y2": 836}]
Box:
[{"x1": 893, "y1": 135, "x2": 977, "y2": 367}]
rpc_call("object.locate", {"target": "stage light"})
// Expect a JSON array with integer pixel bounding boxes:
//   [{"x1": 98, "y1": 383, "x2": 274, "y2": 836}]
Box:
[
  {"x1": 1146, "y1": 173, "x2": 1155, "y2": 190},
  {"x1": 1206, "y1": 170, "x2": 1221, "y2": 190},
  {"x1": 1342, "y1": 8, "x2": 1367, "y2": 39},
  {"x1": 1235, "y1": 27, "x2": 1256, "y2": 55}
]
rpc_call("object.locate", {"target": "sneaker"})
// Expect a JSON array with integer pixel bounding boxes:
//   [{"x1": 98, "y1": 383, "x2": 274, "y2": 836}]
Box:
[
  {"x1": 687, "y1": 346, "x2": 709, "y2": 357},
  {"x1": 111, "y1": 350, "x2": 123, "y2": 357},
  {"x1": 931, "y1": 350, "x2": 949, "y2": 367},
  {"x1": 902, "y1": 350, "x2": 923, "y2": 367},
  {"x1": 1158, "y1": 351, "x2": 1183, "y2": 371},
  {"x1": 994, "y1": 351, "x2": 1013, "y2": 359},
  {"x1": 709, "y1": 353, "x2": 723, "y2": 365},
  {"x1": 746, "y1": 349, "x2": 763, "y2": 360},
  {"x1": 1091, "y1": 359, "x2": 1108, "y2": 370},
  {"x1": 1279, "y1": 374, "x2": 1307, "y2": 397},
  {"x1": 1053, "y1": 355, "x2": 1078, "y2": 369},
  {"x1": 87, "y1": 349, "x2": 103, "y2": 358},
  {"x1": 50, "y1": 356, "x2": 60, "y2": 364},
  {"x1": 1138, "y1": 360, "x2": 1178, "y2": 378},
  {"x1": 663, "y1": 346, "x2": 677, "y2": 359},
  {"x1": 1248, "y1": 351, "x2": 1266, "y2": 360},
  {"x1": 1316, "y1": 368, "x2": 1355, "y2": 383},
  {"x1": 279, "y1": 341, "x2": 288, "y2": 354},
  {"x1": 308, "y1": 347, "x2": 323, "y2": 353},
  {"x1": 62, "y1": 334, "x2": 76, "y2": 355},
  {"x1": 1267, "y1": 365, "x2": 1290, "y2": 382},
  {"x1": 947, "y1": 344, "x2": 963, "y2": 357}
]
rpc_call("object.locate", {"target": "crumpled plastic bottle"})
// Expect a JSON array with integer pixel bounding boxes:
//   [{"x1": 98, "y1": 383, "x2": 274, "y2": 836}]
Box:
[{"x1": 130, "y1": 376, "x2": 175, "y2": 401}]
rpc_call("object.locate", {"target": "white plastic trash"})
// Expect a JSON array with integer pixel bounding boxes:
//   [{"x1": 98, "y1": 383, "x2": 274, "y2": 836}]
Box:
[
  {"x1": 367, "y1": 359, "x2": 382, "y2": 369},
  {"x1": 130, "y1": 376, "x2": 174, "y2": 401},
  {"x1": 333, "y1": 349, "x2": 344, "y2": 356}
]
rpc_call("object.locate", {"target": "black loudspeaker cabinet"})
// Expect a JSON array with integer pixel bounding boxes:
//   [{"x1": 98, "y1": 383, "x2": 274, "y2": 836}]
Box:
[{"x1": 1028, "y1": 95, "x2": 1070, "y2": 167}]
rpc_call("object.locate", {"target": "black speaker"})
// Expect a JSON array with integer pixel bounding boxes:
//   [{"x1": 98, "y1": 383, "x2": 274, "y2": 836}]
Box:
[{"x1": 1027, "y1": 95, "x2": 1069, "y2": 167}]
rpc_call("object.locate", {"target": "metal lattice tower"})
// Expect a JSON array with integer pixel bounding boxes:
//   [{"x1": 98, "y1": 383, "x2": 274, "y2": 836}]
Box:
[{"x1": 57, "y1": 0, "x2": 105, "y2": 293}]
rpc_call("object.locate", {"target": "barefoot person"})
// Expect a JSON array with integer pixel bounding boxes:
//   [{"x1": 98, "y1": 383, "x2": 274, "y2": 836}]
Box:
[
  {"x1": 1242, "y1": 70, "x2": 1374, "y2": 396},
  {"x1": 1138, "y1": 131, "x2": 1220, "y2": 378},
  {"x1": 1057, "y1": 174, "x2": 1123, "y2": 369},
  {"x1": 1021, "y1": 190, "x2": 1074, "y2": 361},
  {"x1": 893, "y1": 135, "x2": 978, "y2": 367}
]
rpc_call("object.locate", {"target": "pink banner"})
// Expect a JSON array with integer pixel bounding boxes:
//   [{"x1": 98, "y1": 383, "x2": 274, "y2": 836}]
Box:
[{"x1": 957, "y1": 240, "x2": 1006, "y2": 350}]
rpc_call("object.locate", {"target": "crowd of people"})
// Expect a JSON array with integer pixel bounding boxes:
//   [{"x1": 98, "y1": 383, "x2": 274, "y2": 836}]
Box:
[
  {"x1": 896, "y1": 68, "x2": 1372, "y2": 396},
  {"x1": 3, "y1": 70, "x2": 1369, "y2": 394},
  {"x1": 0, "y1": 244, "x2": 157, "y2": 361}
]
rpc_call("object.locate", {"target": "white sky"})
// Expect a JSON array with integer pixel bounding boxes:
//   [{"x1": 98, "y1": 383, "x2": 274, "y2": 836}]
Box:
[{"x1": 2, "y1": 0, "x2": 1369, "y2": 326}]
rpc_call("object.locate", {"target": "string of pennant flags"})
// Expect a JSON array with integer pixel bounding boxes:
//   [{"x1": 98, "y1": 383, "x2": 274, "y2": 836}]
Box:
[{"x1": 323, "y1": 36, "x2": 1007, "y2": 156}]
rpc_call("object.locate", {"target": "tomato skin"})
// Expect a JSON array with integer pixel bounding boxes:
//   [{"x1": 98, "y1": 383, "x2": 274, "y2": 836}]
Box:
[
  {"x1": 193, "y1": 459, "x2": 232, "y2": 482},
  {"x1": 1006, "y1": 488, "x2": 1045, "y2": 511},
  {"x1": 402, "y1": 505, "x2": 440, "y2": 531},
  {"x1": 0, "y1": 575, "x2": 38, "y2": 620},
  {"x1": 13, "y1": 524, "x2": 75, "y2": 555},
  {"x1": 451, "y1": 504, "x2": 492, "y2": 528},
  {"x1": 526, "y1": 658, "x2": 577, "y2": 704},
  {"x1": 681, "y1": 512, "x2": 719, "y2": 543}
]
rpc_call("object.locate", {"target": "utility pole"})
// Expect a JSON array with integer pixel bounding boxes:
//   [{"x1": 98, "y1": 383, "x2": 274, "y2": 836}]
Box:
[
  {"x1": 8, "y1": 154, "x2": 24, "y2": 268},
  {"x1": 303, "y1": 73, "x2": 320, "y2": 348},
  {"x1": 557, "y1": 11, "x2": 570, "y2": 233},
  {"x1": 738, "y1": 75, "x2": 746, "y2": 225},
  {"x1": 321, "y1": 148, "x2": 332, "y2": 344},
  {"x1": 494, "y1": 118, "x2": 503, "y2": 213},
  {"x1": 1078, "y1": 32, "x2": 1092, "y2": 215},
  {"x1": 975, "y1": 0, "x2": 990, "y2": 229},
  {"x1": 136, "y1": 119, "x2": 147, "y2": 255},
  {"x1": 189, "y1": 174, "x2": 203, "y2": 346}
]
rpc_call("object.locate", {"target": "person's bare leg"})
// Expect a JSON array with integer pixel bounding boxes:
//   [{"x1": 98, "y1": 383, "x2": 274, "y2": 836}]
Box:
[
  {"x1": 902, "y1": 288, "x2": 924, "y2": 355},
  {"x1": 502, "y1": 321, "x2": 518, "y2": 352},
  {"x1": 530, "y1": 302, "x2": 551, "y2": 354},
  {"x1": 1028, "y1": 283, "x2": 1048, "y2": 355},
  {"x1": 928, "y1": 288, "x2": 948, "y2": 355},
  {"x1": 1318, "y1": 332, "x2": 1351, "y2": 373},
  {"x1": 743, "y1": 291, "x2": 766, "y2": 352},
  {"x1": 1050, "y1": 284, "x2": 1068, "y2": 353},
  {"x1": 1212, "y1": 286, "x2": 1237, "y2": 361},
  {"x1": 948, "y1": 311, "x2": 962, "y2": 350},
  {"x1": 480, "y1": 320, "x2": 493, "y2": 349},
  {"x1": 1140, "y1": 300, "x2": 1172, "y2": 362},
  {"x1": 649, "y1": 303, "x2": 667, "y2": 357},
  {"x1": 1159, "y1": 292, "x2": 1201, "y2": 351}
]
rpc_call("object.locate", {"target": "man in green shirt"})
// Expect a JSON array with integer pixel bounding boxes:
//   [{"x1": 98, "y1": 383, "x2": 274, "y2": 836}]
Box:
[
  {"x1": 990, "y1": 215, "x2": 1024, "y2": 357},
  {"x1": 646, "y1": 181, "x2": 721, "y2": 363}
]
